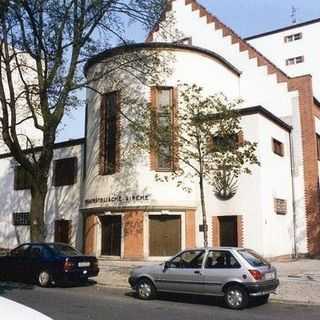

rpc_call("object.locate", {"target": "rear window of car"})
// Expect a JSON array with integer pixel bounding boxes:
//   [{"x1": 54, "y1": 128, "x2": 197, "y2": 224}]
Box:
[
  {"x1": 237, "y1": 249, "x2": 269, "y2": 267},
  {"x1": 48, "y1": 244, "x2": 82, "y2": 257}
]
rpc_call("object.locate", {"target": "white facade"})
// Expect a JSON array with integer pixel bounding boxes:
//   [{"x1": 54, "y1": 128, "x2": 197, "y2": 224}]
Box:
[
  {"x1": 0, "y1": 141, "x2": 84, "y2": 249},
  {"x1": 247, "y1": 19, "x2": 320, "y2": 100},
  {"x1": 0, "y1": 0, "x2": 319, "y2": 259}
]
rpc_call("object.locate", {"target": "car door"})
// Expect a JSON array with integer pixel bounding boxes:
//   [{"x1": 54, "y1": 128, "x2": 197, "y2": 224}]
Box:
[
  {"x1": 4, "y1": 244, "x2": 31, "y2": 281},
  {"x1": 158, "y1": 250, "x2": 205, "y2": 294},
  {"x1": 202, "y1": 250, "x2": 242, "y2": 295},
  {"x1": 27, "y1": 245, "x2": 50, "y2": 279}
]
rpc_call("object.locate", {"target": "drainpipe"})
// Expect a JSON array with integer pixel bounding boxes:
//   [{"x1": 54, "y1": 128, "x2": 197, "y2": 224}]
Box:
[{"x1": 289, "y1": 131, "x2": 298, "y2": 259}]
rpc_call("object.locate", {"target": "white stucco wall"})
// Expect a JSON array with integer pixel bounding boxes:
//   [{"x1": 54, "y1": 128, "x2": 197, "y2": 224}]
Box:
[
  {"x1": 248, "y1": 21, "x2": 320, "y2": 100},
  {"x1": 0, "y1": 142, "x2": 83, "y2": 250},
  {"x1": 84, "y1": 39, "x2": 299, "y2": 257},
  {"x1": 152, "y1": 0, "x2": 293, "y2": 119}
]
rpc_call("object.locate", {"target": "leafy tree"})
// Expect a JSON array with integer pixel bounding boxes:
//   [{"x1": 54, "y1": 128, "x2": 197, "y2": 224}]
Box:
[
  {"x1": 0, "y1": 0, "x2": 166, "y2": 241},
  {"x1": 132, "y1": 84, "x2": 259, "y2": 247}
]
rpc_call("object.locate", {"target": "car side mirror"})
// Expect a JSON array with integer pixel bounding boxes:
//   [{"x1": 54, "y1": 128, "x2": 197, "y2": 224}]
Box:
[{"x1": 163, "y1": 261, "x2": 170, "y2": 271}]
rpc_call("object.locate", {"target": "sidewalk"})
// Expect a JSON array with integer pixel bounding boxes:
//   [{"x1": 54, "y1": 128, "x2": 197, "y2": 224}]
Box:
[{"x1": 94, "y1": 258, "x2": 320, "y2": 305}]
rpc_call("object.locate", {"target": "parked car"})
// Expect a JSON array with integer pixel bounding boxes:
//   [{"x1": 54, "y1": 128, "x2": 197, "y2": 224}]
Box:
[
  {"x1": 0, "y1": 242, "x2": 99, "y2": 287},
  {"x1": 0, "y1": 296, "x2": 53, "y2": 319},
  {"x1": 128, "y1": 247, "x2": 279, "y2": 309}
]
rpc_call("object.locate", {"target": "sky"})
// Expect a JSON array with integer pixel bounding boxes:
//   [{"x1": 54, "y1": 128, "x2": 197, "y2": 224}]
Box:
[{"x1": 57, "y1": 0, "x2": 320, "y2": 142}]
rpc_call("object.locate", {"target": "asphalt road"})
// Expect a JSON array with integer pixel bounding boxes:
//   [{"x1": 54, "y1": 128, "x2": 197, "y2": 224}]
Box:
[{"x1": 1, "y1": 281, "x2": 320, "y2": 320}]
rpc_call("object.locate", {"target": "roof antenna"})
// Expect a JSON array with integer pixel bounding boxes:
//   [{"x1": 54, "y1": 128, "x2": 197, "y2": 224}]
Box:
[{"x1": 291, "y1": 6, "x2": 297, "y2": 24}]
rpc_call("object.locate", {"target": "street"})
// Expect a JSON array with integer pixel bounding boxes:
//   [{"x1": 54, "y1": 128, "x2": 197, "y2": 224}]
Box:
[{"x1": 1, "y1": 281, "x2": 320, "y2": 320}]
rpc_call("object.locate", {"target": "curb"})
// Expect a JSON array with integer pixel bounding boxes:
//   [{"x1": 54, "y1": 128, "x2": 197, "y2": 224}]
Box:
[
  {"x1": 270, "y1": 298, "x2": 320, "y2": 306},
  {"x1": 95, "y1": 282, "x2": 320, "y2": 306}
]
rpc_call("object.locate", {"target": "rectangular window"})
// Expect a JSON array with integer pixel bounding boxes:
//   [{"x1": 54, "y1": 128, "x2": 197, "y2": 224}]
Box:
[
  {"x1": 12, "y1": 212, "x2": 30, "y2": 226},
  {"x1": 14, "y1": 166, "x2": 31, "y2": 190},
  {"x1": 274, "y1": 198, "x2": 287, "y2": 215},
  {"x1": 53, "y1": 157, "x2": 77, "y2": 186},
  {"x1": 100, "y1": 91, "x2": 120, "y2": 175},
  {"x1": 284, "y1": 32, "x2": 302, "y2": 42},
  {"x1": 210, "y1": 132, "x2": 244, "y2": 152},
  {"x1": 272, "y1": 138, "x2": 284, "y2": 157},
  {"x1": 286, "y1": 56, "x2": 304, "y2": 66},
  {"x1": 152, "y1": 87, "x2": 176, "y2": 171},
  {"x1": 317, "y1": 134, "x2": 320, "y2": 161}
]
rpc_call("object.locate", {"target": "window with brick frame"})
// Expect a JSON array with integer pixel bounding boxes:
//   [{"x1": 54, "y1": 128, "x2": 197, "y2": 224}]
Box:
[
  {"x1": 316, "y1": 134, "x2": 320, "y2": 161},
  {"x1": 150, "y1": 86, "x2": 178, "y2": 172},
  {"x1": 14, "y1": 166, "x2": 32, "y2": 190},
  {"x1": 53, "y1": 157, "x2": 77, "y2": 186},
  {"x1": 99, "y1": 91, "x2": 120, "y2": 175},
  {"x1": 272, "y1": 138, "x2": 284, "y2": 157},
  {"x1": 12, "y1": 212, "x2": 30, "y2": 226}
]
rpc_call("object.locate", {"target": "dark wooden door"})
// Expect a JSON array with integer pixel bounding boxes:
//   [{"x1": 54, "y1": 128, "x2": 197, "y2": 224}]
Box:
[
  {"x1": 149, "y1": 215, "x2": 181, "y2": 256},
  {"x1": 54, "y1": 219, "x2": 71, "y2": 244},
  {"x1": 101, "y1": 216, "x2": 121, "y2": 256},
  {"x1": 219, "y1": 216, "x2": 238, "y2": 247}
]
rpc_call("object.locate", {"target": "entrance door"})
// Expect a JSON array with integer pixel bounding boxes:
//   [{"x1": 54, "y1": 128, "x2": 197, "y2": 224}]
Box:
[
  {"x1": 149, "y1": 215, "x2": 181, "y2": 256},
  {"x1": 54, "y1": 219, "x2": 71, "y2": 244},
  {"x1": 101, "y1": 215, "x2": 121, "y2": 256},
  {"x1": 219, "y1": 216, "x2": 238, "y2": 247}
]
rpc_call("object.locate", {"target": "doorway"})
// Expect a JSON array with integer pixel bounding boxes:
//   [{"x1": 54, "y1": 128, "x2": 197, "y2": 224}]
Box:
[
  {"x1": 149, "y1": 215, "x2": 181, "y2": 256},
  {"x1": 100, "y1": 215, "x2": 121, "y2": 256},
  {"x1": 54, "y1": 219, "x2": 71, "y2": 244},
  {"x1": 219, "y1": 216, "x2": 238, "y2": 247}
]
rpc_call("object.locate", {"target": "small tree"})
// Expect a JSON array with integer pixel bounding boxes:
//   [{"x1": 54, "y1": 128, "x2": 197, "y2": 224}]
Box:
[{"x1": 132, "y1": 84, "x2": 259, "y2": 247}]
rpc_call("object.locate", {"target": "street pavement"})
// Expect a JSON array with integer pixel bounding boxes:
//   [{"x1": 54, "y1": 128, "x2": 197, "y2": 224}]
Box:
[
  {"x1": 95, "y1": 258, "x2": 320, "y2": 305},
  {"x1": 1, "y1": 282, "x2": 320, "y2": 320}
]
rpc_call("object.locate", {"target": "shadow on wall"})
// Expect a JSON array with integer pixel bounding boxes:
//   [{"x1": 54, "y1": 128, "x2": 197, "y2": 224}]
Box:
[
  {"x1": 44, "y1": 144, "x2": 84, "y2": 250},
  {"x1": 84, "y1": 69, "x2": 158, "y2": 206},
  {"x1": 0, "y1": 159, "x2": 31, "y2": 249}
]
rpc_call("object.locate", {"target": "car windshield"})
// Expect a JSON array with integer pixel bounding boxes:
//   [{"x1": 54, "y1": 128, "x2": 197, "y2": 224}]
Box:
[
  {"x1": 237, "y1": 249, "x2": 269, "y2": 267},
  {"x1": 49, "y1": 244, "x2": 82, "y2": 257}
]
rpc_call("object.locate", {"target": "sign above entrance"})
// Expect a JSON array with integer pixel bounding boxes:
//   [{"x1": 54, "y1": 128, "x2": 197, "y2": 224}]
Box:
[{"x1": 84, "y1": 194, "x2": 151, "y2": 206}]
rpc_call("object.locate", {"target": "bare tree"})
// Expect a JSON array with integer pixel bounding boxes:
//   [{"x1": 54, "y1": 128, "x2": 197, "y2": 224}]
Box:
[{"x1": 0, "y1": 0, "x2": 167, "y2": 241}]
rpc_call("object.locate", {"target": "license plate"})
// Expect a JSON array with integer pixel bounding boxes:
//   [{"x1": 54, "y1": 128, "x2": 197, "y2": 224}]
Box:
[
  {"x1": 78, "y1": 262, "x2": 90, "y2": 267},
  {"x1": 265, "y1": 272, "x2": 275, "y2": 280}
]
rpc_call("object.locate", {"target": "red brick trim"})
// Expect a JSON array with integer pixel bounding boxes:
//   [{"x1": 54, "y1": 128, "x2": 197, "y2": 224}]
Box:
[
  {"x1": 212, "y1": 215, "x2": 244, "y2": 247},
  {"x1": 185, "y1": 209, "x2": 196, "y2": 248},
  {"x1": 83, "y1": 214, "x2": 98, "y2": 255},
  {"x1": 212, "y1": 216, "x2": 220, "y2": 247},
  {"x1": 99, "y1": 91, "x2": 121, "y2": 175},
  {"x1": 123, "y1": 211, "x2": 144, "y2": 259},
  {"x1": 237, "y1": 215, "x2": 244, "y2": 247},
  {"x1": 149, "y1": 86, "x2": 179, "y2": 172},
  {"x1": 146, "y1": 0, "x2": 289, "y2": 84},
  {"x1": 288, "y1": 75, "x2": 320, "y2": 255}
]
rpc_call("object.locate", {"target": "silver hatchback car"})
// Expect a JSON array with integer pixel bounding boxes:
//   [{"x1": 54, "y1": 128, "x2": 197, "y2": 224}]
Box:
[{"x1": 129, "y1": 247, "x2": 279, "y2": 309}]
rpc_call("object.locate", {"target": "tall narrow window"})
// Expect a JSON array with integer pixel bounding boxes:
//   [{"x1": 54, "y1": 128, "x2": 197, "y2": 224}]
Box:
[
  {"x1": 151, "y1": 87, "x2": 176, "y2": 171},
  {"x1": 316, "y1": 134, "x2": 320, "y2": 161},
  {"x1": 100, "y1": 91, "x2": 120, "y2": 175}
]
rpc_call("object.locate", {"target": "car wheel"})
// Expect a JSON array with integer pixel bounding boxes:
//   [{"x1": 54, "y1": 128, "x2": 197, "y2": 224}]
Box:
[
  {"x1": 37, "y1": 270, "x2": 52, "y2": 288},
  {"x1": 136, "y1": 278, "x2": 156, "y2": 300},
  {"x1": 224, "y1": 285, "x2": 249, "y2": 310}
]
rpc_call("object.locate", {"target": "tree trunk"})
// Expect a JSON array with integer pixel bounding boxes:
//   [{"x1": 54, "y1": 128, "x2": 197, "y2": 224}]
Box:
[
  {"x1": 199, "y1": 175, "x2": 208, "y2": 248},
  {"x1": 30, "y1": 183, "x2": 47, "y2": 242}
]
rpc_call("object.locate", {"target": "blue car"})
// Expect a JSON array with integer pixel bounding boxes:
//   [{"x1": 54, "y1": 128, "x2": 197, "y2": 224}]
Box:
[{"x1": 0, "y1": 242, "x2": 99, "y2": 287}]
